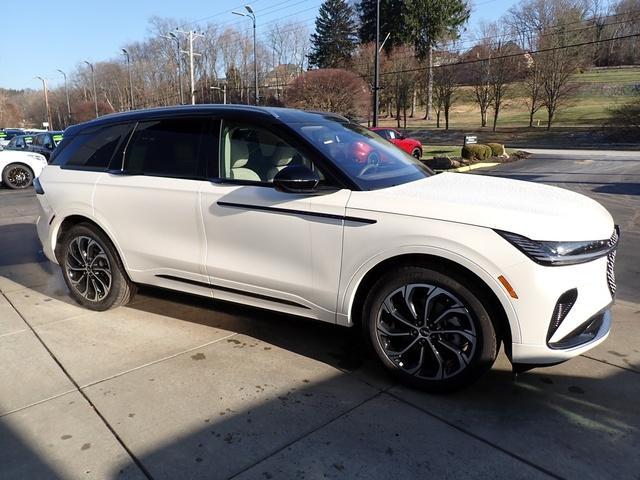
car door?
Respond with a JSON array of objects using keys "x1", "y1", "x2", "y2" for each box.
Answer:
[
  {"x1": 199, "y1": 119, "x2": 350, "y2": 322},
  {"x1": 93, "y1": 116, "x2": 215, "y2": 294}
]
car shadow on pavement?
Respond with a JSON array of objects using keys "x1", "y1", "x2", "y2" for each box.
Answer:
[
  {"x1": 101, "y1": 287, "x2": 640, "y2": 479},
  {"x1": 0, "y1": 223, "x2": 47, "y2": 267}
]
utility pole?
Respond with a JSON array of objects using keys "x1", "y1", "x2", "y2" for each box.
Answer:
[
  {"x1": 83, "y1": 60, "x2": 99, "y2": 118},
  {"x1": 34, "y1": 76, "x2": 52, "y2": 130},
  {"x1": 373, "y1": 0, "x2": 380, "y2": 127},
  {"x1": 56, "y1": 69, "x2": 72, "y2": 126},
  {"x1": 161, "y1": 31, "x2": 184, "y2": 105},
  {"x1": 232, "y1": 5, "x2": 258, "y2": 105},
  {"x1": 121, "y1": 49, "x2": 135, "y2": 110},
  {"x1": 175, "y1": 29, "x2": 204, "y2": 105}
]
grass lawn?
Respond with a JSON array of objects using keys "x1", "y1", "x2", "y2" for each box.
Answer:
[
  {"x1": 422, "y1": 145, "x2": 461, "y2": 157},
  {"x1": 376, "y1": 67, "x2": 639, "y2": 130},
  {"x1": 570, "y1": 67, "x2": 640, "y2": 83}
]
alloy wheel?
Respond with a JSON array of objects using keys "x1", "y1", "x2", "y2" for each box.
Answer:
[
  {"x1": 375, "y1": 284, "x2": 477, "y2": 380},
  {"x1": 66, "y1": 236, "x2": 112, "y2": 302},
  {"x1": 7, "y1": 167, "x2": 31, "y2": 188}
]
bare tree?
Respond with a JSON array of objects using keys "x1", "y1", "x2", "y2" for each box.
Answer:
[
  {"x1": 523, "y1": 54, "x2": 545, "y2": 127},
  {"x1": 433, "y1": 63, "x2": 460, "y2": 130},
  {"x1": 288, "y1": 69, "x2": 369, "y2": 118},
  {"x1": 470, "y1": 46, "x2": 493, "y2": 127}
]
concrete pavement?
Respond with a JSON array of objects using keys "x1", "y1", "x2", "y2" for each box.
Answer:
[{"x1": 1, "y1": 149, "x2": 640, "y2": 479}]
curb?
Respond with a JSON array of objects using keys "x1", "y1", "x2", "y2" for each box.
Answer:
[{"x1": 451, "y1": 162, "x2": 500, "y2": 172}]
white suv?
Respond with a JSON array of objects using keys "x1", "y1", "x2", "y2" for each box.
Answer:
[{"x1": 35, "y1": 106, "x2": 618, "y2": 391}]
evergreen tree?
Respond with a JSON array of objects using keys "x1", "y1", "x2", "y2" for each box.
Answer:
[
  {"x1": 309, "y1": 0, "x2": 358, "y2": 68},
  {"x1": 404, "y1": 0, "x2": 470, "y2": 119},
  {"x1": 357, "y1": 0, "x2": 407, "y2": 53}
]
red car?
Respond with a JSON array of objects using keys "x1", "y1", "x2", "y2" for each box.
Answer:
[{"x1": 370, "y1": 127, "x2": 423, "y2": 158}]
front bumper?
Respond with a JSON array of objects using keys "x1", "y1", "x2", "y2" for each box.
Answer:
[
  {"x1": 512, "y1": 306, "x2": 611, "y2": 364},
  {"x1": 502, "y1": 230, "x2": 616, "y2": 366}
]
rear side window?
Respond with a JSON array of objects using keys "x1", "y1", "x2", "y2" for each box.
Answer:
[
  {"x1": 124, "y1": 117, "x2": 213, "y2": 179},
  {"x1": 52, "y1": 123, "x2": 131, "y2": 169}
]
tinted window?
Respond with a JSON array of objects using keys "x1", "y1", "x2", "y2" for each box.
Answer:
[
  {"x1": 52, "y1": 123, "x2": 131, "y2": 169},
  {"x1": 124, "y1": 118, "x2": 213, "y2": 179}
]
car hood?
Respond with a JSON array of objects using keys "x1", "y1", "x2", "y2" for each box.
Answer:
[{"x1": 347, "y1": 172, "x2": 614, "y2": 241}]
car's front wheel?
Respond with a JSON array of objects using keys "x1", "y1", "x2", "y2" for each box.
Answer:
[
  {"x1": 60, "y1": 223, "x2": 136, "y2": 311},
  {"x1": 362, "y1": 266, "x2": 497, "y2": 392},
  {"x1": 411, "y1": 147, "x2": 422, "y2": 159},
  {"x1": 2, "y1": 163, "x2": 33, "y2": 189}
]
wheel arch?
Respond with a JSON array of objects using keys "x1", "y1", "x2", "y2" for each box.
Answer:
[
  {"x1": 347, "y1": 252, "x2": 518, "y2": 353},
  {"x1": 54, "y1": 215, "x2": 130, "y2": 276}
]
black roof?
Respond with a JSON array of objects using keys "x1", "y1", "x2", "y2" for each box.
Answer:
[{"x1": 64, "y1": 105, "x2": 349, "y2": 136}]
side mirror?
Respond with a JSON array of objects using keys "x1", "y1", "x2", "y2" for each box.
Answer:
[{"x1": 273, "y1": 164, "x2": 320, "y2": 194}]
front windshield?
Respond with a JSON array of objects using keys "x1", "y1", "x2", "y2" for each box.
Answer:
[{"x1": 291, "y1": 121, "x2": 432, "y2": 190}]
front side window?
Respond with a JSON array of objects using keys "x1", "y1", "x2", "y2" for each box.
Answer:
[
  {"x1": 219, "y1": 121, "x2": 325, "y2": 184},
  {"x1": 292, "y1": 121, "x2": 431, "y2": 191},
  {"x1": 125, "y1": 118, "x2": 214, "y2": 179},
  {"x1": 52, "y1": 123, "x2": 130, "y2": 169}
]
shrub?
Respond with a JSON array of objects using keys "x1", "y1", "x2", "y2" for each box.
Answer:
[
  {"x1": 486, "y1": 143, "x2": 506, "y2": 157},
  {"x1": 461, "y1": 144, "x2": 492, "y2": 161}
]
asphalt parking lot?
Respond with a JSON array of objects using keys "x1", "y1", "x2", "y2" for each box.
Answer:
[{"x1": 1, "y1": 149, "x2": 639, "y2": 479}]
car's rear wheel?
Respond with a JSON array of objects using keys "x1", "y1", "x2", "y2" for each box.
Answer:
[
  {"x1": 60, "y1": 223, "x2": 135, "y2": 311},
  {"x1": 2, "y1": 163, "x2": 33, "y2": 189},
  {"x1": 411, "y1": 147, "x2": 422, "y2": 159},
  {"x1": 362, "y1": 266, "x2": 497, "y2": 392}
]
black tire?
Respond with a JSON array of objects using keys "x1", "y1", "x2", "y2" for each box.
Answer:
[
  {"x1": 362, "y1": 266, "x2": 497, "y2": 392},
  {"x1": 411, "y1": 147, "x2": 422, "y2": 159},
  {"x1": 59, "y1": 223, "x2": 136, "y2": 311},
  {"x1": 2, "y1": 163, "x2": 33, "y2": 189}
]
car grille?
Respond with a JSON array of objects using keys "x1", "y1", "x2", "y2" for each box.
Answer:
[{"x1": 606, "y1": 227, "x2": 619, "y2": 298}]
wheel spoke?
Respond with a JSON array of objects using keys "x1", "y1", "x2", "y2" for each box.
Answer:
[
  {"x1": 424, "y1": 338, "x2": 444, "y2": 380},
  {"x1": 68, "y1": 244, "x2": 84, "y2": 266},
  {"x1": 377, "y1": 323, "x2": 413, "y2": 337},
  {"x1": 403, "y1": 285, "x2": 420, "y2": 320},
  {"x1": 423, "y1": 287, "x2": 446, "y2": 323},
  {"x1": 386, "y1": 337, "x2": 420, "y2": 358},
  {"x1": 405, "y1": 346, "x2": 426, "y2": 375},
  {"x1": 92, "y1": 272, "x2": 110, "y2": 293},
  {"x1": 430, "y1": 307, "x2": 469, "y2": 327},
  {"x1": 438, "y1": 338, "x2": 469, "y2": 367},
  {"x1": 438, "y1": 329, "x2": 476, "y2": 343},
  {"x1": 382, "y1": 296, "x2": 417, "y2": 329}
]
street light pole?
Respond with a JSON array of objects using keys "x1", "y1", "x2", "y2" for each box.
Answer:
[
  {"x1": 233, "y1": 5, "x2": 258, "y2": 105},
  {"x1": 83, "y1": 60, "x2": 99, "y2": 118},
  {"x1": 35, "y1": 76, "x2": 52, "y2": 130},
  {"x1": 56, "y1": 69, "x2": 71, "y2": 126},
  {"x1": 121, "y1": 49, "x2": 135, "y2": 110},
  {"x1": 210, "y1": 85, "x2": 227, "y2": 104},
  {"x1": 161, "y1": 32, "x2": 185, "y2": 105},
  {"x1": 175, "y1": 29, "x2": 204, "y2": 105},
  {"x1": 373, "y1": 0, "x2": 380, "y2": 127}
]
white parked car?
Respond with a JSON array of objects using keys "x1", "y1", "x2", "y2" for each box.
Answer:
[
  {"x1": 0, "y1": 150, "x2": 48, "y2": 189},
  {"x1": 34, "y1": 106, "x2": 618, "y2": 391}
]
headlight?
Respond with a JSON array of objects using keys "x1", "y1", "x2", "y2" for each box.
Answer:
[{"x1": 495, "y1": 227, "x2": 619, "y2": 266}]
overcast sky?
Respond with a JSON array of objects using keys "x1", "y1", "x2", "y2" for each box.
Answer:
[{"x1": 0, "y1": 0, "x2": 520, "y2": 90}]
